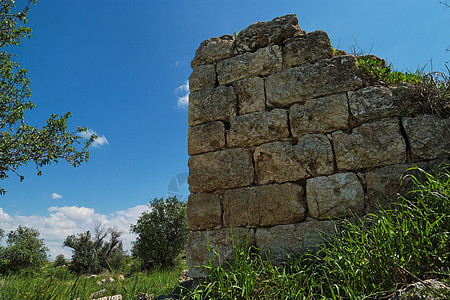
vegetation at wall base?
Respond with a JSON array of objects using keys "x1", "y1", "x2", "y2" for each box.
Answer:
[{"x1": 181, "y1": 164, "x2": 450, "y2": 299}]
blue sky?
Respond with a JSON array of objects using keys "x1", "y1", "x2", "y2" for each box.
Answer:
[{"x1": 0, "y1": 0, "x2": 449, "y2": 259}]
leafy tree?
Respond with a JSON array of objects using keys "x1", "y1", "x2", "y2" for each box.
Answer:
[
  {"x1": 0, "y1": 225, "x2": 48, "y2": 274},
  {"x1": 54, "y1": 254, "x2": 66, "y2": 267},
  {"x1": 0, "y1": 0, "x2": 95, "y2": 195},
  {"x1": 63, "y1": 224, "x2": 125, "y2": 274},
  {"x1": 131, "y1": 196, "x2": 188, "y2": 270}
]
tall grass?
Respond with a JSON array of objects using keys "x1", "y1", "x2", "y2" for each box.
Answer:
[{"x1": 182, "y1": 164, "x2": 450, "y2": 299}]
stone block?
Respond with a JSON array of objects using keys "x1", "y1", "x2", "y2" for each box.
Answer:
[
  {"x1": 255, "y1": 219, "x2": 336, "y2": 261},
  {"x1": 187, "y1": 193, "x2": 222, "y2": 230},
  {"x1": 254, "y1": 142, "x2": 307, "y2": 184},
  {"x1": 189, "y1": 64, "x2": 216, "y2": 93},
  {"x1": 254, "y1": 135, "x2": 334, "y2": 185},
  {"x1": 188, "y1": 148, "x2": 254, "y2": 193},
  {"x1": 186, "y1": 228, "x2": 255, "y2": 278},
  {"x1": 223, "y1": 183, "x2": 305, "y2": 227},
  {"x1": 332, "y1": 119, "x2": 407, "y2": 170},
  {"x1": 283, "y1": 30, "x2": 334, "y2": 68},
  {"x1": 266, "y1": 55, "x2": 363, "y2": 108},
  {"x1": 227, "y1": 109, "x2": 289, "y2": 148},
  {"x1": 290, "y1": 93, "x2": 349, "y2": 137},
  {"x1": 217, "y1": 45, "x2": 282, "y2": 85},
  {"x1": 306, "y1": 172, "x2": 365, "y2": 219},
  {"x1": 191, "y1": 35, "x2": 235, "y2": 69},
  {"x1": 232, "y1": 76, "x2": 265, "y2": 114},
  {"x1": 402, "y1": 115, "x2": 450, "y2": 160},
  {"x1": 188, "y1": 121, "x2": 225, "y2": 155},
  {"x1": 188, "y1": 86, "x2": 237, "y2": 127},
  {"x1": 235, "y1": 14, "x2": 303, "y2": 53},
  {"x1": 293, "y1": 134, "x2": 335, "y2": 177},
  {"x1": 349, "y1": 85, "x2": 421, "y2": 125}
]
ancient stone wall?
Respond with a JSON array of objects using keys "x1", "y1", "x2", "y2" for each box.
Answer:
[{"x1": 186, "y1": 14, "x2": 450, "y2": 278}]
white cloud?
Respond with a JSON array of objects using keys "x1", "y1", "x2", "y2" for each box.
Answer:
[
  {"x1": 0, "y1": 204, "x2": 149, "y2": 260},
  {"x1": 175, "y1": 81, "x2": 189, "y2": 109},
  {"x1": 51, "y1": 193, "x2": 62, "y2": 199},
  {"x1": 79, "y1": 129, "x2": 109, "y2": 148}
]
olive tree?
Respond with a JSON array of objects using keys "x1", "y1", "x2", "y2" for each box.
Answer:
[
  {"x1": 130, "y1": 196, "x2": 188, "y2": 270},
  {"x1": 0, "y1": 0, "x2": 94, "y2": 195}
]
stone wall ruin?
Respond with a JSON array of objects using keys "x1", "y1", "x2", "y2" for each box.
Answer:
[{"x1": 186, "y1": 14, "x2": 450, "y2": 278}]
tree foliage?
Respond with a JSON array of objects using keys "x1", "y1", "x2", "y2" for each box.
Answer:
[
  {"x1": 0, "y1": 0, "x2": 95, "y2": 194},
  {"x1": 63, "y1": 224, "x2": 125, "y2": 274},
  {"x1": 131, "y1": 196, "x2": 188, "y2": 270},
  {"x1": 0, "y1": 225, "x2": 48, "y2": 274}
]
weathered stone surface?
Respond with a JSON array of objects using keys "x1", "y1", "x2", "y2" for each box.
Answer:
[
  {"x1": 232, "y1": 76, "x2": 265, "y2": 114},
  {"x1": 307, "y1": 172, "x2": 365, "y2": 219},
  {"x1": 255, "y1": 219, "x2": 336, "y2": 260},
  {"x1": 391, "y1": 279, "x2": 450, "y2": 300},
  {"x1": 402, "y1": 115, "x2": 450, "y2": 160},
  {"x1": 227, "y1": 109, "x2": 289, "y2": 147},
  {"x1": 290, "y1": 93, "x2": 349, "y2": 137},
  {"x1": 217, "y1": 45, "x2": 282, "y2": 85},
  {"x1": 254, "y1": 135, "x2": 334, "y2": 185},
  {"x1": 294, "y1": 134, "x2": 335, "y2": 177},
  {"x1": 223, "y1": 183, "x2": 305, "y2": 227},
  {"x1": 235, "y1": 14, "x2": 303, "y2": 54},
  {"x1": 349, "y1": 85, "x2": 421, "y2": 125},
  {"x1": 186, "y1": 228, "x2": 255, "y2": 278},
  {"x1": 188, "y1": 121, "x2": 225, "y2": 155},
  {"x1": 254, "y1": 142, "x2": 307, "y2": 184},
  {"x1": 188, "y1": 148, "x2": 254, "y2": 193},
  {"x1": 187, "y1": 193, "x2": 222, "y2": 230},
  {"x1": 188, "y1": 86, "x2": 237, "y2": 127},
  {"x1": 189, "y1": 64, "x2": 216, "y2": 93},
  {"x1": 283, "y1": 30, "x2": 334, "y2": 68},
  {"x1": 332, "y1": 119, "x2": 407, "y2": 170},
  {"x1": 266, "y1": 55, "x2": 363, "y2": 108},
  {"x1": 191, "y1": 35, "x2": 235, "y2": 69}
]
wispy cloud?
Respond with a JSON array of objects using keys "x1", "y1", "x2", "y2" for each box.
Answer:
[
  {"x1": 79, "y1": 129, "x2": 109, "y2": 148},
  {"x1": 0, "y1": 205, "x2": 148, "y2": 259},
  {"x1": 175, "y1": 81, "x2": 189, "y2": 109},
  {"x1": 51, "y1": 193, "x2": 62, "y2": 199}
]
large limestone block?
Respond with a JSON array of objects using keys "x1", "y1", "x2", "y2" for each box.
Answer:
[
  {"x1": 266, "y1": 55, "x2": 363, "y2": 108},
  {"x1": 227, "y1": 109, "x2": 289, "y2": 148},
  {"x1": 191, "y1": 35, "x2": 235, "y2": 68},
  {"x1": 186, "y1": 228, "x2": 255, "y2": 278},
  {"x1": 187, "y1": 193, "x2": 222, "y2": 230},
  {"x1": 223, "y1": 183, "x2": 305, "y2": 227},
  {"x1": 349, "y1": 85, "x2": 421, "y2": 125},
  {"x1": 402, "y1": 115, "x2": 450, "y2": 160},
  {"x1": 216, "y1": 45, "x2": 282, "y2": 85},
  {"x1": 254, "y1": 135, "x2": 334, "y2": 185},
  {"x1": 188, "y1": 148, "x2": 254, "y2": 193},
  {"x1": 188, "y1": 121, "x2": 225, "y2": 155},
  {"x1": 332, "y1": 119, "x2": 407, "y2": 170},
  {"x1": 232, "y1": 76, "x2": 265, "y2": 114},
  {"x1": 283, "y1": 30, "x2": 334, "y2": 68},
  {"x1": 188, "y1": 86, "x2": 237, "y2": 127},
  {"x1": 254, "y1": 142, "x2": 307, "y2": 184},
  {"x1": 290, "y1": 93, "x2": 349, "y2": 137},
  {"x1": 189, "y1": 64, "x2": 216, "y2": 93},
  {"x1": 293, "y1": 134, "x2": 335, "y2": 177},
  {"x1": 306, "y1": 172, "x2": 365, "y2": 220},
  {"x1": 255, "y1": 219, "x2": 336, "y2": 261},
  {"x1": 235, "y1": 14, "x2": 303, "y2": 54}
]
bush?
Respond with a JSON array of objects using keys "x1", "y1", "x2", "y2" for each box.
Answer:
[{"x1": 131, "y1": 196, "x2": 188, "y2": 270}]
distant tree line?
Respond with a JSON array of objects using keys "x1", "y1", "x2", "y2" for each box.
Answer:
[{"x1": 0, "y1": 196, "x2": 188, "y2": 275}]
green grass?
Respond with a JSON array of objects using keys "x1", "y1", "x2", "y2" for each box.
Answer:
[
  {"x1": 0, "y1": 264, "x2": 185, "y2": 299},
  {"x1": 181, "y1": 164, "x2": 450, "y2": 299}
]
